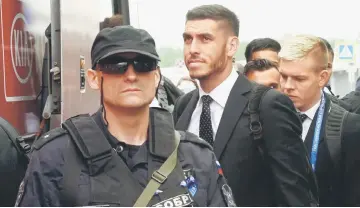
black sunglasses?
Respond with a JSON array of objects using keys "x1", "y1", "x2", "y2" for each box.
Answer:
[{"x1": 98, "y1": 57, "x2": 158, "y2": 74}]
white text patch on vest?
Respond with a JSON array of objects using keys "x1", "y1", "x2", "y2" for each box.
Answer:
[{"x1": 153, "y1": 193, "x2": 194, "y2": 207}]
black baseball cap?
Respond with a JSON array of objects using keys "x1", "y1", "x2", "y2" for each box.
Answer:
[{"x1": 91, "y1": 25, "x2": 160, "y2": 69}]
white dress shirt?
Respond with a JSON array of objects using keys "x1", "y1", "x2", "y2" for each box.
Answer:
[
  {"x1": 299, "y1": 99, "x2": 321, "y2": 141},
  {"x1": 187, "y1": 70, "x2": 238, "y2": 139}
]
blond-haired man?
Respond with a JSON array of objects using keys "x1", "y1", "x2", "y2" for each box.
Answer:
[{"x1": 280, "y1": 34, "x2": 360, "y2": 206}]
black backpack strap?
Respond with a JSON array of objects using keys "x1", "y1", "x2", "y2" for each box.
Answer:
[
  {"x1": 62, "y1": 114, "x2": 113, "y2": 172},
  {"x1": 325, "y1": 102, "x2": 348, "y2": 168},
  {"x1": 60, "y1": 114, "x2": 113, "y2": 206},
  {"x1": 248, "y1": 85, "x2": 271, "y2": 156}
]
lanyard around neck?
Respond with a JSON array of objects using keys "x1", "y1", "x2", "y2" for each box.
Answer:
[{"x1": 310, "y1": 93, "x2": 326, "y2": 171}]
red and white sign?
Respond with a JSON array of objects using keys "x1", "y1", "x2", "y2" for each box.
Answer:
[{"x1": 1, "y1": 0, "x2": 36, "y2": 102}]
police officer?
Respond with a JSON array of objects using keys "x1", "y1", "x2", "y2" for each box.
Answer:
[
  {"x1": 100, "y1": 14, "x2": 184, "y2": 113},
  {"x1": 16, "y1": 26, "x2": 235, "y2": 207}
]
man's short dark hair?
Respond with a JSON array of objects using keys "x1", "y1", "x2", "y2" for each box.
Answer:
[
  {"x1": 319, "y1": 37, "x2": 334, "y2": 59},
  {"x1": 244, "y1": 38, "x2": 281, "y2": 62},
  {"x1": 186, "y1": 4, "x2": 239, "y2": 37},
  {"x1": 243, "y1": 59, "x2": 278, "y2": 76}
]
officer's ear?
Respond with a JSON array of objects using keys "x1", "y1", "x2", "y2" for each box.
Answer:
[
  {"x1": 154, "y1": 66, "x2": 160, "y2": 89},
  {"x1": 87, "y1": 68, "x2": 101, "y2": 90}
]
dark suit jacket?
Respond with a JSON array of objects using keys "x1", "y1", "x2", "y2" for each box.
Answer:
[
  {"x1": 304, "y1": 94, "x2": 360, "y2": 206},
  {"x1": 173, "y1": 74, "x2": 318, "y2": 206}
]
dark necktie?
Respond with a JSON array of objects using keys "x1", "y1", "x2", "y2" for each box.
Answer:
[
  {"x1": 298, "y1": 113, "x2": 308, "y2": 123},
  {"x1": 199, "y1": 95, "x2": 214, "y2": 146}
]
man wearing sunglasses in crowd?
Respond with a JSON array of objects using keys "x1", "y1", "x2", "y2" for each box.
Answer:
[
  {"x1": 15, "y1": 26, "x2": 235, "y2": 207},
  {"x1": 101, "y1": 14, "x2": 184, "y2": 113}
]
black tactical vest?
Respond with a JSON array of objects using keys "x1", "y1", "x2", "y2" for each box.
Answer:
[{"x1": 59, "y1": 111, "x2": 196, "y2": 207}]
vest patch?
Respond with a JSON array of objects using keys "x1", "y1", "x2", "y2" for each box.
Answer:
[{"x1": 152, "y1": 193, "x2": 194, "y2": 207}]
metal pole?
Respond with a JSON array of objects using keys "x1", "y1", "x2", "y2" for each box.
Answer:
[
  {"x1": 50, "y1": 0, "x2": 61, "y2": 113},
  {"x1": 120, "y1": 0, "x2": 130, "y2": 25}
]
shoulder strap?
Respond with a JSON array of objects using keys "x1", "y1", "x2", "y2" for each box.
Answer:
[
  {"x1": 134, "y1": 131, "x2": 181, "y2": 207},
  {"x1": 62, "y1": 114, "x2": 113, "y2": 163},
  {"x1": 60, "y1": 114, "x2": 113, "y2": 206},
  {"x1": 248, "y1": 85, "x2": 271, "y2": 156},
  {"x1": 325, "y1": 102, "x2": 348, "y2": 168}
]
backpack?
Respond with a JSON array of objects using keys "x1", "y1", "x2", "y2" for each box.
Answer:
[
  {"x1": 325, "y1": 102, "x2": 348, "y2": 170},
  {"x1": 250, "y1": 86, "x2": 350, "y2": 176},
  {"x1": 245, "y1": 85, "x2": 348, "y2": 169},
  {"x1": 247, "y1": 85, "x2": 271, "y2": 156},
  {"x1": 0, "y1": 117, "x2": 34, "y2": 206}
]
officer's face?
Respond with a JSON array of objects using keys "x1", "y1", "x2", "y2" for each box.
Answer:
[
  {"x1": 87, "y1": 53, "x2": 160, "y2": 109},
  {"x1": 183, "y1": 19, "x2": 238, "y2": 81},
  {"x1": 279, "y1": 51, "x2": 329, "y2": 111}
]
